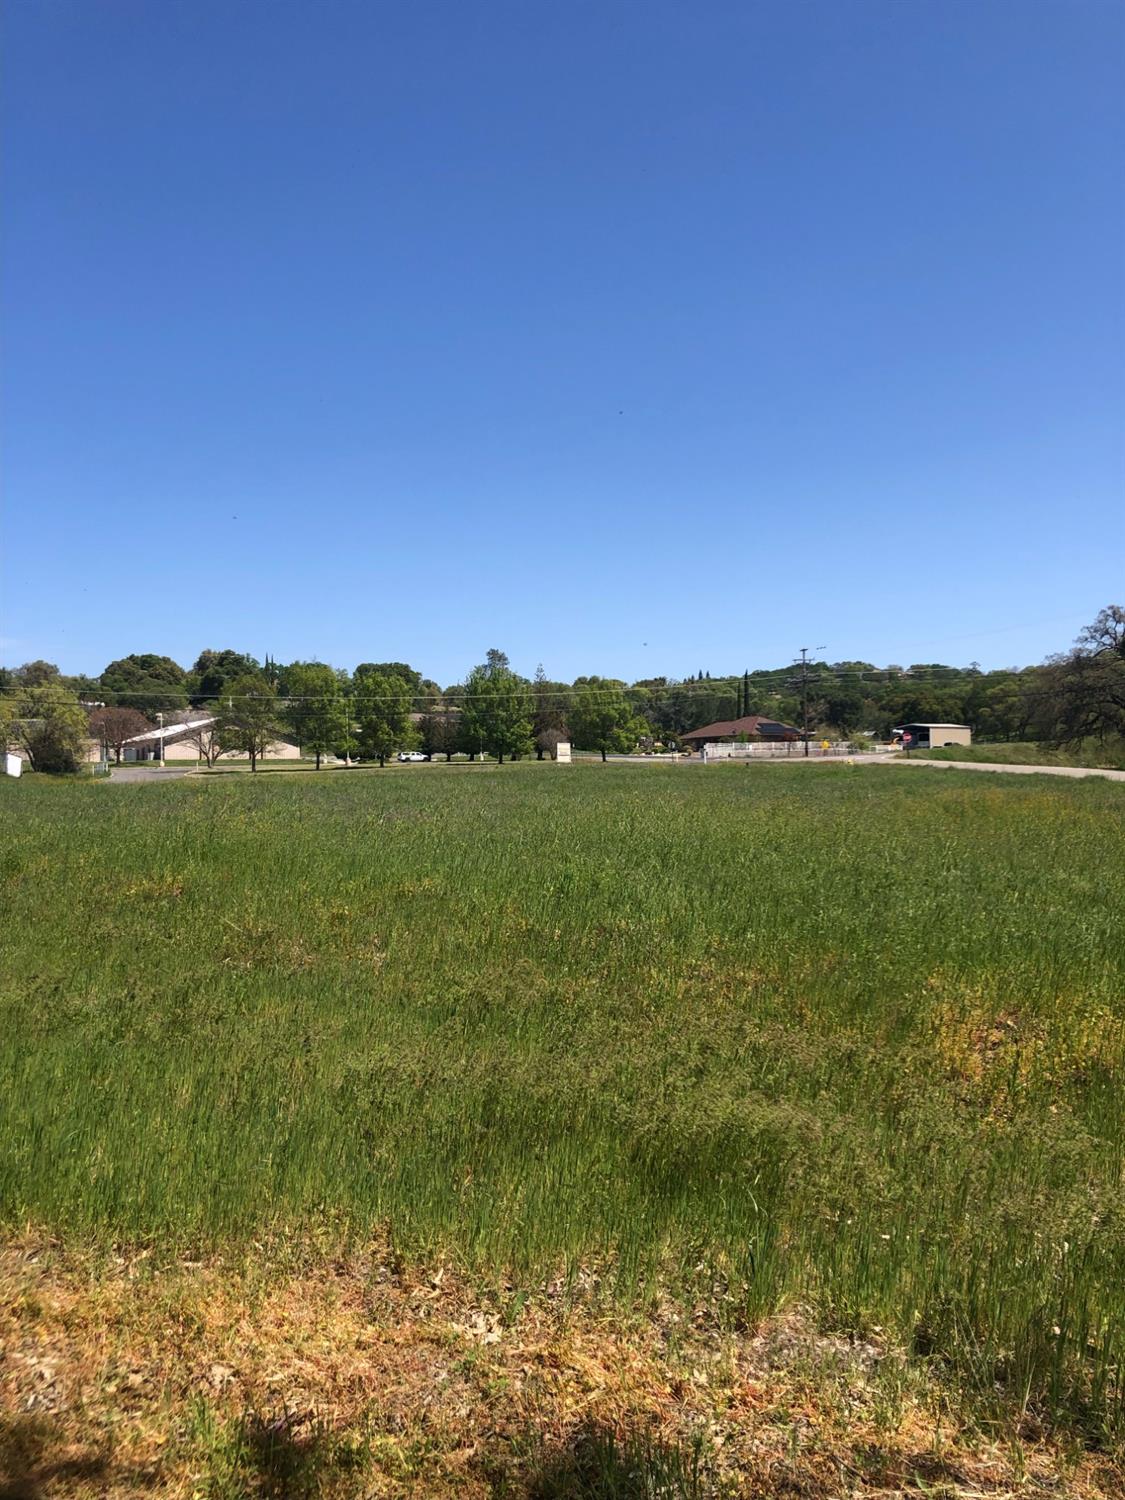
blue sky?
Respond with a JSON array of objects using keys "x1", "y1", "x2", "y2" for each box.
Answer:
[{"x1": 3, "y1": 0, "x2": 1122, "y2": 683}]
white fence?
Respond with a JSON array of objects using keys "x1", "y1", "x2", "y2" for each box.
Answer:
[{"x1": 701, "y1": 741, "x2": 888, "y2": 761}]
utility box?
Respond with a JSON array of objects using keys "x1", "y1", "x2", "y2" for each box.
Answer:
[{"x1": 5, "y1": 753, "x2": 23, "y2": 778}]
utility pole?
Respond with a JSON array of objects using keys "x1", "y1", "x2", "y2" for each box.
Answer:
[
  {"x1": 157, "y1": 711, "x2": 165, "y2": 767},
  {"x1": 794, "y1": 646, "x2": 826, "y2": 757}
]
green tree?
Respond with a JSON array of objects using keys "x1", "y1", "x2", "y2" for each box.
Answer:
[
  {"x1": 965, "y1": 671, "x2": 1029, "y2": 742},
  {"x1": 1035, "y1": 605, "x2": 1125, "y2": 748},
  {"x1": 569, "y1": 678, "x2": 644, "y2": 761},
  {"x1": 460, "y1": 652, "x2": 533, "y2": 763},
  {"x1": 354, "y1": 672, "x2": 416, "y2": 766},
  {"x1": 418, "y1": 707, "x2": 459, "y2": 761},
  {"x1": 63, "y1": 673, "x2": 103, "y2": 699},
  {"x1": 820, "y1": 683, "x2": 865, "y2": 735},
  {"x1": 189, "y1": 649, "x2": 260, "y2": 704},
  {"x1": 354, "y1": 662, "x2": 424, "y2": 706},
  {"x1": 1, "y1": 683, "x2": 89, "y2": 772},
  {"x1": 283, "y1": 662, "x2": 347, "y2": 770},
  {"x1": 15, "y1": 660, "x2": 62, "y2": 688},
  {"x1": 100, "y1": 654, "x2": 188, "y2": 717},
  {"x1": 213, "y1": 673, "x2": 281, "y2": 771}
]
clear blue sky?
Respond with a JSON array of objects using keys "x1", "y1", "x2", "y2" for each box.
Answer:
[{"x1": 2, "y1": 0, "x2": 1122, "y2": 684}]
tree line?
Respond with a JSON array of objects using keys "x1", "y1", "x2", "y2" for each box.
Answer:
[{"x1": 2, "y1": 605, "x2": 1122, "y2": 772}]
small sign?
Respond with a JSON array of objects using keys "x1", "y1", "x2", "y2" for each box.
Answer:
[
  {"x1": 555, "y1": 741, "x2": 571, "y2": 763},
  {"x1": 5, "y1": 753, "x2": 23, "y2": 778}
]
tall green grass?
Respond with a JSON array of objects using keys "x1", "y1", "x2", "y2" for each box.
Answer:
[{"x1": 2, "y1": 764, "x2": 1124, "y2": 1438}]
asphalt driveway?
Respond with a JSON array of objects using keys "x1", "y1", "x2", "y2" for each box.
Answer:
[{"x1": 108, "y1": 765, "x2": 194, "y2": 783}]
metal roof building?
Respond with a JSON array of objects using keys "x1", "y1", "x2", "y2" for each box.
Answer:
[
  {"x1": 892, "y1": 722, "x2": 972, "y2": 748},
  {"x1": 119, "y1": 717, "x2": 301, "y2": 763}
]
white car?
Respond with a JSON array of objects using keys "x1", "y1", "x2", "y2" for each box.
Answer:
[{"x1": 397, "y1": 750, "x2": 429, "y2": 762}]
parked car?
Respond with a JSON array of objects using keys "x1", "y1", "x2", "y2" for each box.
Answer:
[{"x1": 397, "y1": 750, "x2": 429, "y2": 762}]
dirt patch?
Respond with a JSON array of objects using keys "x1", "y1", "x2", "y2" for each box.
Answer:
[{"x1": 1, "y1": 1236, "x2": 1118, "y2": 1497}]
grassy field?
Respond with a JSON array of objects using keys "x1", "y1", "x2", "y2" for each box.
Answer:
[
  {"x1": 914, "y1": 738, "x2": 1125, "y2": 770},
  {"x1": 2, "y1": 762, "x2": 1124, "y2": 1490}
]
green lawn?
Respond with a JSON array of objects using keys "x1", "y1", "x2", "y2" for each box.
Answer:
[
  {"x1": 914, "y1": 737, "x2": 1125, "y2": 770},
  {"x1": 2, "y1": 762, "x2": 1124, "y2": 1439}
]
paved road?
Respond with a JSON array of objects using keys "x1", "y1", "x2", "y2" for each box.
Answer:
[
  {"x1": 108, "y1": 765, "x2": 194, "y2": 784},
  {"x1": 103, "y1": 757, "x2": 1124, "y2": 785}
]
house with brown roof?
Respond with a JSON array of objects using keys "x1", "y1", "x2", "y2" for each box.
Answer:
[{"x1": 680, "y1": 714, "x2": 802, "y2": 750}]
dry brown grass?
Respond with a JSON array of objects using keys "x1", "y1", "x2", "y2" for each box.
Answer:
[{"x1": 2, "y1": 1235, "x2": 1120, "y2": 1499}]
